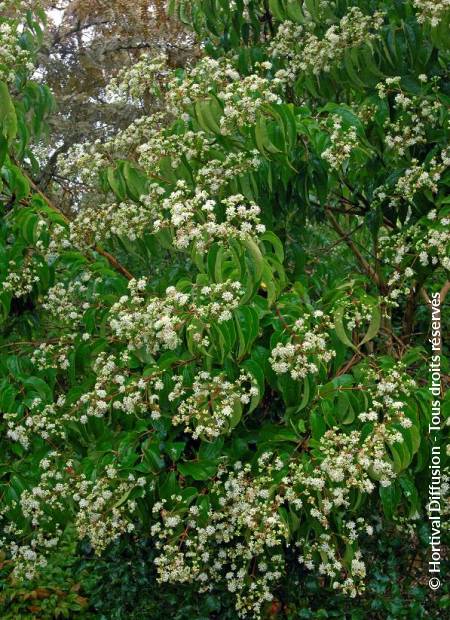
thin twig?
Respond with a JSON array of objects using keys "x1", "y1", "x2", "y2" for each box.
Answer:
[
  {"x1": 22, "y1": 170, "x2": 134, "y2": 280},
  {"x1": 325, "y1": 209, "x2": 381, "y2": 287}
]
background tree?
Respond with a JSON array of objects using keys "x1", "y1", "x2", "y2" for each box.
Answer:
[{"x1": 34, "y1": 0, "x2": 198, "y2": 203}]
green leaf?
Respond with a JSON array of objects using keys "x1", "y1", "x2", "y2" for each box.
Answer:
[
  {"x1": 261, "y1": 230, "x2": 284, "y2": 263},
  {"x1": 112, "y1": 487, "x2": 133, "y2": 509},
  {"x1": 122, "y1": 161, "x2": 149, "y2": 201},
  {"x1": 333, "y1": 305, "x2": 357, "y2": 351},
  {"x1": 142, "y1": 440, "x2": 165, "y2": 471},
  {"x1": 198, "y1": 438, "x2": 224, "y2": 460},
  {"x1": 0, "y1": 81, "x2": 18, "y2": 143},
  {"x1": 242, "y1": 357, "x2": 265, "y2": 413},
  {"x1": 269, "y1": 0, "x2": 286, "y2": 21},
  {"x1": 22, "y1": 377, "x2": 52, "y2": 402},
  {"x1": 254, "y1": 114, "x2": 282, "y2": 156},
  {"x1": 297, "y1": 375, "x2": 310, "y2": 412},
  {"x1": 195, "y1": 97, "x2": 222, "y2": 134},
  {"x1": 379, "y1": 482, "x2": 400, "y2": 520},
  {"x1": 3, "y1": 164, "x2": 30, "y2": 200},
  {"x1": 106, "y1": 166, "x2": 127, "y2": 201},
  {"x1": 0, "y1": 384, "x2": 17, "y2": 411},
  {"x1": 360, "y1": 305, "x2": 381, "y2": 345},
  {"x1": 399, "y1": 475, "x2": 420, "y2": 517},
  {"x1": 321, "y1": 103, "x2": 365, "y2": 136},
  {"x1": 164, "y1": 441, "x2": 185, "y2": 461},
  {"x1": 310, "y1": 410, "x2": 326, "y2": 440},
  {"x1": 177, "y1": 460, "x2": 217, "y2": 480},
  {"x1": 234, "y1": 305, "x2": 259, "y2": 358}
]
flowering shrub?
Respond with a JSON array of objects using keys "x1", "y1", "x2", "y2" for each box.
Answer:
[{"x1": 0, "y1": 1, "x2": 449, "y2": 618}]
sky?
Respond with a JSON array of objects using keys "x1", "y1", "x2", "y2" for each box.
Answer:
[{"x1": 48, "y1": 7, "x2": 64, "y2": 26}]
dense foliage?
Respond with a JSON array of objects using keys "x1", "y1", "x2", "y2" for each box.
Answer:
[{"x1": 0, "y1": 0, "x2": 449, "y2": 617}]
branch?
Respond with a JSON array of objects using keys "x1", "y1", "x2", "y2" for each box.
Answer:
[
  {"x1": 325, "y1": 209, "x2": 381, "y2": 287},
  {"x1": 420, "y1": 280, "x2": 450, "y2": 307},
  {"x1": 36, "y1": 143, "x2": 68, "y2": 190},
  {"x1": 335, "y1": 353, "x2": 361, "y2": 377},
  {"x1": 440, "y1": 280, "x2": 450, "y2": 304},
  {"x1": 401, "y1": 273, "x2": 428, "y2": 343},
  {"x1": 50, "y1": 20, "x2": 112, "y2": 47},
  {"x1": 23, "y1": 171, "x2": 134, "y2": 281}
]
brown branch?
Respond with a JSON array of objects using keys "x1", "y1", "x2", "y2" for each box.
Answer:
[
  {"x1": 325, "y1": 209, "x2": 381, "y2": 287},
  {"x1": 421, "y1": 280, "x2": 450, "y2": 307},
  {"x1": 402, "y1": 273, "x2": 427, "y2": 343},
  {"x1": 420, "y1": 287, "x2": 431, "y2": 309},
  {"x1": 336, "y1": 353, "x2": 361, "y2": 377},
  {"x1": 22, "y1": 171, "x2": 134, "y2": 281},
  {"x1": 274, "y1": 306, "x2": 292, "y2": 333},
  {"x1": 96, "y1": 247, "x2": 134, "y2": 280},
  {"x1": 440, "y1": 280, "x2": 450, "y2": 304}
]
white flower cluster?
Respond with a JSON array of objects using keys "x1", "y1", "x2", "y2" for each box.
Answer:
[
  {"x1": 374, "y1": 147, "x2": 450, "y2": 209},
  {"x1": 170, "y1": 371, "x2": 257, "y2": 439},
  {"x1": 31, "y1": 339, "x2": 76, "y2": 371},
  {"x1": 335, "y1": 298, "x2": 376, "y2": 333},
  {"x1": 2, "y1": 528, "x2": 60, "y2": 581},
  {"x1": 1, "y1": 257, "x2": 40, "y2": 298},
  {"x1": 138, "y1": 127, "x2": 211, "y2": 173},
  {"x1": 60, "y1": 118, "x2": 208, "y2": 196},
  {"x1": 167, "y1": 56, "x2": 281, "y2": 134},
  {"x1": 106, "y1": 53, "x2": 167, "y2": 102},
  {"x1": 167, "y1": 57, "x2": 231, "y2": 115},
  {"x1": 61, "y1": 62, "x2": 267, "y2": 190},
  {"x1": 56, "y1": 48, "x2": 281, "y2": 259},
  {"x1": 413, "y1": 0, "x2": 450, "y2": 27},
  {"x1": 152, "y1": 429, "x2": 391, "y2": 616},
  {"x1": 289, "y1": 377, "x2": 414, "y2": 591},
  {"x1": 152, "y1": 457, "x2": 288, "y2": 618},
  {"x1": 74, "y1": 466, "x2": 146, "y2": 554},
  {"x1": 194, "y1": 150, "x2": 262, "y2": 195},
  {"x1": 270, "y1": 310, "x2": 335, "y2": 380},
  {"x1": 269, "y1": 8, "x2": 384, "y2": 83},
  {"x1": 0, "y1": 452, "x2": 65, "y2": 579},
  {"x1": 217, "y1": 73, "x2": 281, "y2": 135},
  {"x1": 60, "y1": 133, "x2": 263, "y2": 251},
  {"x1": 58, "y1": 114, "x2": 166, "y2": 185},
  {"x1": 68, "y1": 199, "x2": 156, "y2": 245},
  {"x1": 42, "y1": 271, "x2": 97, "y2": 327},
  {"x1": 0, "y1": 19, "x2": 34, "y2": 83},
  {"x1": 4, "y1": 454, "x2": 146, "y2": 578},
  {"x1": 321, "y1": 115, "x2": 359, "y2": 170},
  {"x1": 191, "y1": 280, "x2": 244, "y2": 324},
  {"x1": 72, "y1": 352, "x2": 160, "y2": 422},
  {"x1": 297, "y1": 530, "x2": 369, "y2": 598},
  {"x1": 58, "y1": 141, "x2": 109, "y2": 185},
  {"x1": 110, "y1": 278, "x2": 245, "y2": 354},
  {"x1": 110, "y1": 279, "x2": 185, "y2": 353},
  {"x1": 395, "y1": 154, "x2": 448, "y2": 200},
  {"x1": 376, "y1": 77, "x2": 442, "y2": 157},
  {"x1": 380, "y1": 209, "x2": 450, "y2": 305},
  {"x1": 5, "y1": 396, "x2": 66, "y2": 449},
  {"x1": 153, "y1": 185, "x2": 265, "y2": 251},
  {"x1": 5, "y1": 361, "x2": 416, "y2": 602},
  {"x1": 357, "y1": 364, "x2": 416, "y2": 443},
  {"x1": 41, "y1": 222, "x2": 70, "y2": 261},
  {"x1": 7, "y1": 355, "x2": 161, "y2": 448}
]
